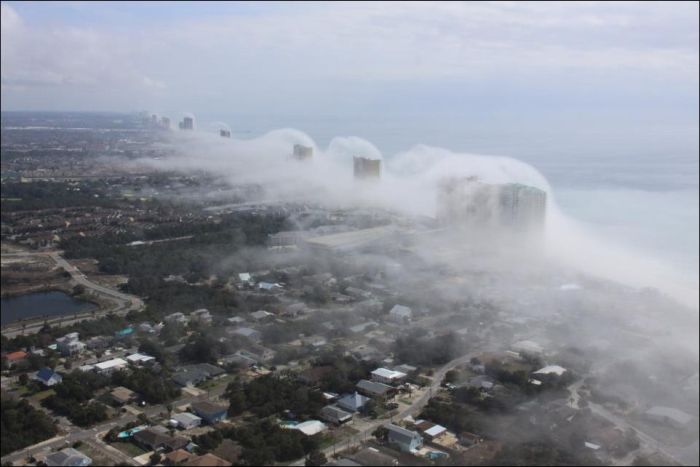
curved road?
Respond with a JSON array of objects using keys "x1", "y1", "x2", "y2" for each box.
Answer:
[{"x1": 2, "y1": 250, "x2": 143, "y2": 337}]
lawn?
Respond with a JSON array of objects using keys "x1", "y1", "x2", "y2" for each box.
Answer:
[
  {"x1": 29, "y1": 389, "x2": 56, "y2": 402},
  {"x1": 110, "y1": 441, "x2": 147, "y2": 458}
]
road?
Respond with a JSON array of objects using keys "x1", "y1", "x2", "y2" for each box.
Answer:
[
  {"x1": 1, "y1": 250, "x2": 144, "y2": 337},
  {"x1": 588, "y1": 402, "x2": 687, "y2": 466},
  {"x1": 0, "y1": 380, "x2": 229, "y2": 466}
]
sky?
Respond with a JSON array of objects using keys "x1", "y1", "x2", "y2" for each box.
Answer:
[{"x1": 1, "y1": 1, "x2": 699, "y2": 120}]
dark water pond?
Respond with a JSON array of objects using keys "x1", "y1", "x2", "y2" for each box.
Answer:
[{"x1": 1, "y1": 291, "x2": 96, "y2": 325}]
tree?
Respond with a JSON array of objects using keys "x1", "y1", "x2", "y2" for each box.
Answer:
[
  {"x1": 305, "y1": 450, "x2": 327, "y2": 466},
  {"x1": 149, "y1": 452, "x2": 161, "y2": 466},
  {"x1": 72, "y1": 284, "x2": 86, "y2": 296},
  {"x1": 18, "y1": 373, "x2": 29, "y2": 386},
  {"x1": 372, "y1": 426, "x2": 388, "y2": 442},
  {"x1": 444, "y1": 369, "x2": 459, "y2": 385}
]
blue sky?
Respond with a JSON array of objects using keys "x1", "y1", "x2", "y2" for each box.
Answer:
[{"x1": 1, "y1": 1, "x2": 698, "y2": 121}]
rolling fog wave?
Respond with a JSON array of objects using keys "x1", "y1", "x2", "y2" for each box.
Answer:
[{"x1": 145, "y1": 126, "x2": 699, "y2": 310}]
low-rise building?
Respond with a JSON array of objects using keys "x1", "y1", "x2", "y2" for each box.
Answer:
[
  {"x1": 133, "y1": 426, "x2": 188, "y2": 452},
  {"x1": 356, "y1": 379, "x2": 394, "y2": 399},
  {"x1": 387, "y1": 423, "x2": 423, "y2": 453},
  {"x1": 371, "y1": 368, "x2": 407, "y2": 385},
  {"x1": 190, "y1": 308, "x2": 213, "y2": 325},
  {"x1": 94, "y1": 358, "x2": 128, "y2": 375},
  {"x1": 336, "y1": 392, "x2": 370, "y2": 413},
  {"x1": 388, "y1": 304, "x2": 412, "y2": 323},
  {"x1": 56, "y1": 332, "x2": 86, "y2": 356},
  {"x1": 44, "y1": 447, "x2": 92, "y2": 466},
  {"x1": 191, "y1": 401, "x2": 228, "y2": 424},
  {"x1": 227, "y1": 326, "x2": 261, "y2": 342},
  {"x1": 111, "y1": 386, "x2": 137, "y2": 405},
  {"x1": 126, "y1": 352, "x2": 156, "y2": 366},
  {"x1": 34, "y1": 367, "x2": 63, "y2": 387},
  {"x1": 171, "y1": 412, "x2": 203, "y2": 430},
  {"x1": 320, "y1": 405, "x2": 353, "y2": 425}
]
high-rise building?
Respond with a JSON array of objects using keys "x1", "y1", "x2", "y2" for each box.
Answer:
[
  {"x1": 436, "y1": 177, "x2": 546, "y2": 231},
  {"x1": 161, "y1": 117, "x2": 170, "y2": 129},
  {"x1": 180, "y1": 117, "x2": 194, "y2": 130},
  {"x1": 220, "y1": 129, "x2": 231, "y2": 138},
  {"x1": 293, "y1": 144, "x2": 313, "y2": 160},
  {"x1": 353, "y1": 156, "x2": 381, "y2": 180}
]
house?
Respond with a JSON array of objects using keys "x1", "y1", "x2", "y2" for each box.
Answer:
[
  {"x1": 320, "y1": 405, "x2": 353, "y2": 425},
  {"x1": 34, "y1": 367, "x2": 62, "y2": 387},
  {"x1": 250, "y1": 310, "x2": 273, "y2": 322},
  {"x1": 238, "y1": 272, "x2": 252, "y2": 284},
  {"x1": 5, "y1": 350, "x2": 28, "y2": 366},
  {"x1": 163, "y1": 449, "x2": 195, "y2": 466},
  {"x1": 220, "y1": 352, "x2": 257, "y2": 368},
  {"x1": 348, "y1": 321, "x2": 379, "y2": 334},
  {"x1": 226, "y1": 316, "x2": 245, "y2": 325},
  {"x1": 191, "y1": 401, "x2": 228, "y2": 424},
  {"x1": 44, "y1": 447, "x2": 92, "y2": 466},
  {"x1": 388, "y1": 304, "x2": 412, "y2": 323},
  {"x1": 257, "y1": 282, "x2": 283, "y2": 292},
  {"x1": 356, "y1": 379, "x2": 394, "y2": 399},
  {"x1": 190, "y1": 308, "x2": 213, "y2": 325},
  {"x1": 336, "y1": 392, "x2": 370, "y2": 413},
  {"x1": 302, "y1": 335, "x2": 328, "y2": 348},
  {"x1": 371, "y1": 368, "x2": 407, "y2": 385},
  {"x1": 183, "y1": 453, "x2": 232, "y2": 466},
  {"x1": 533, "y1": 365, "x2": 567, "y2": 376},
  {"x1": 327, "y1": 458, "x2": 362, "y2": 466},
  {"x1": 86, "y1": 336, "x2": 109, "y2": 350},
  {"x1": 459, "y1": 432, "x2": 484, "y2": 446},
  {"x1": 126, "y1": 353, "x2": 156, "y2": 366},
  {"x1": 386, "y1": 423, "x2": 423, "y2": 453},
  {"x1": 172, "y1": 364, "x2": 225, "y2": 387},
  {"x1": 171, "y1": 412, "x2": 203, "y2": 430},
  {"x1": 227, "y1": 327, "x2": 261, "y2": 342},
  {"x1": 283, "y1": 420, "x2": 327, "y2": 436},
  {"x1": 56, "y1": 332, "x2": 85, "y2": 356},
  {"x1": 111, "y1": 386, "x2": 137, "y2": 405},
  {"x1": 644, "y1": 406, "x2": 694, "y2": 428},
  {"x1": 94, "y1": 358, "x2": 128, "y2": 375},
  {"x1": 133, "y1": 426, "x2": 188, "y2": 452},
  {"x1": 414, "y1": 420, "x2": 448, "y2": 440},
  {"x1": 243, "y1": 345, "x2": 275, "y2": 362}
]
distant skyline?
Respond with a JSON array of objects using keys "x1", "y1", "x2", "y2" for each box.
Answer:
[{"x1": 1, "y1": 1, "x2": 698, "y2": 124}]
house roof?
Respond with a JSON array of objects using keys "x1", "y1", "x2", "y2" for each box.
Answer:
[
  {"x1": 533, "y1": 365, "x2": 567, "y2": 376},
  {"x1": 349, "y1": 447, "x2": 398, "y2": 466},
  {"x1": 94, "y1": 358, "x2": 128, "y2": 371},
  {"x1": 133, "y1": 427, "x2": 188, "y2": 451},
  {"x1": 389, "y1": 304, "x2": 412, "y2": 317},
  {"x1": 337, "y1": 392, "x2": 370, "y2": 412},
  {"x1": 191, "y1": 401, "x2": 227, "y2": 417},
  {"x1": 164, "y1": 449, "x2": 194, "y2": 464},
  {"x1": 285, "y1": 420, "x2": 327, "y2": 436},
  {"x1": 44, "y1": 447, "x2": 92, "y2": 466},
  {"x1": 387, "y1": 423, "x2": 422, "y2": 445},
  {"x1": 321, "y1": 405, "x2": 353, "y2": 421},
  {"x1": 5, "y1": 350, "x2": 28, "y2": 361},
  {"x1": 371, "y1": 368, "x2": 407, "y2": 380},
  {"x1": 111, "y1": 386, "x2": 136, "y2": 402},
  {"x1": 356, "y1": 379, "x2": 393, "y2": 396},
  {"x1": 172, "y1": 412, "x2": 202, "y2": 424},
  {"x1": 36, "y1": 367, "x2": 60, "y2": 382}
]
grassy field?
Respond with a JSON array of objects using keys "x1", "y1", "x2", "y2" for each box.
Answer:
[
  {"x1": 110, "y1": 441, "x2": 147, "y2": 458},
  {"x1": 29, "y1": 389, "x2": 56, "y2": 402}
]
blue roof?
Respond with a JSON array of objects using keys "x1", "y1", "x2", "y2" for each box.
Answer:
[
  {"x1": 37, "y1": 367, "x2": 58, "y2": 381},
  {"x1": 115, "y1": 327, "x2": 134, "y2": 337}
]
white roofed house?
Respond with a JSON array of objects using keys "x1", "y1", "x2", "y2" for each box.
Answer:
[
  {"x1": 388, "y1": 304, "x2": 412, "y2": 323},
  {"x1": 94, "y1": 358, "x2": 128, "y2": 375},
  {"x1": 190, "y1": 308, "x2": 213, "y2": 325},
  {"x1": 371, "y1": 368, "x2": 407, "y2": 385},
  {"x1": 56, "y1": 332, "x2": 86, "y2": 356},
  {"x1": 321, "y1": 405, "x2": 353, "y2": 425},
  {"x1": 126, "y1": 352, "x2": 156, "y2": 366},
  {"x1": 250, "y1": 310, "x2": 273, "y2": 322},
  {"x1": 227, "y1": 326, "x2": 262, "y2": 342}
]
